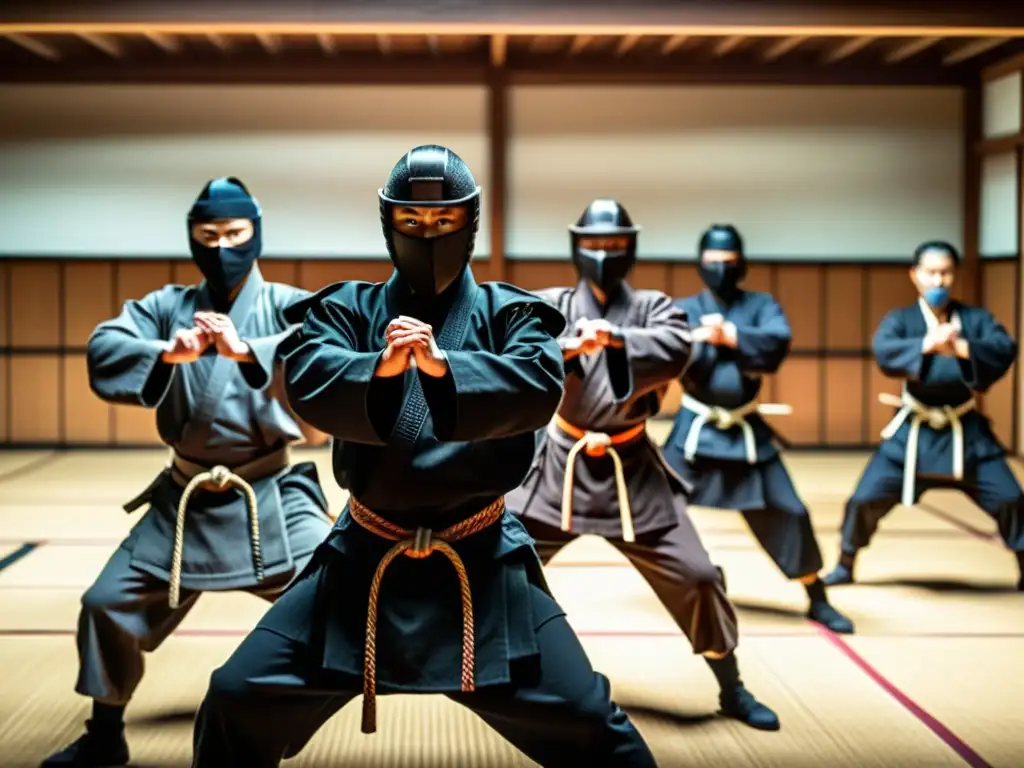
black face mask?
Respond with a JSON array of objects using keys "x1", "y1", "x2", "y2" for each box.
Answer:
[
  {"x1": 389, "y1": 226, "x2": 474, "y2": 299},
  {"x1": 574, "y1": 248, "x2": 635, "y2": 295},
  {"x1": 189, "y1": 219, "x2": 261, "y2": 307},
  {"x1": 698, "y1": 260, "x2": 745, "y2": 301}
]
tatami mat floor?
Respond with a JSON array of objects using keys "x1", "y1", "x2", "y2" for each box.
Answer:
[{"x1": 0, "y1": 426, "x2": 1021, "y2": 767}]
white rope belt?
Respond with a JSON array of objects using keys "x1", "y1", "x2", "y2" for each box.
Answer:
[
  {"x1": 550, "y1": 419, "x2": 644, "y2": 543},
  {"x1": 878, "y1": 388, "x2": 976, "y2": 507},
  {"x1": 681, "y1": 394, "x2": 793, "y2": 465}
]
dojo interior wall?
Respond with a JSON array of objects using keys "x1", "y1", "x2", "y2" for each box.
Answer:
[{"x1": 0, "y1": 80, "x2": 1017, "y2": 451}]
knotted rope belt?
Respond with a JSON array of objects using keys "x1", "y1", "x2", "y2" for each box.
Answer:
[
  {"x1": 681, "y1": 394, "x2": 793, "y2": 465},
  {"x1": 552, "y1": 414, "x2": 646, "y2": 543},
  {"x1": 878, "y1": 387, "x2": 976, "y2": 507},
  {"x1": 166, "y1": 449, "x2": 288, "y2": 609},
  {"x1": 347, "y1": 495, "x2": 506, "y2": 735}
]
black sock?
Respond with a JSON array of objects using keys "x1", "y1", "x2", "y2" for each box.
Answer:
[
  {"x1": 839, "y1": 551, "x2": 856, "y2": 570},
  {"x1": 705, "y1": 652, "x2": 742, "y2": 693},
  {"x1": 91, "y1": 701, "x2": 125, "y2": 731}
]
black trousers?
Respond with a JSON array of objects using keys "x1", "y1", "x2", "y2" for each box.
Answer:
[
  {"x1": 840, "y1": 452, "x2": 1024, "y2": 555},
  {"x1": 191, "y1": 560, "x2": 657, "y2": 767}
]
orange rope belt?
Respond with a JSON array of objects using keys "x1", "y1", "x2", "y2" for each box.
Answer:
[
  {"x1": 554, "y1": 414, "x2": 646, "y2": 542},
  {"x1": 347, "y1": 495, "x2": 506, "y2": 735}
]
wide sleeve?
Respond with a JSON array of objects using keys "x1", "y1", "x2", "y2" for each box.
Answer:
[
  {"x1": 733, "y1": 298, "x2": 792, "y2": 374},
  {"x1": 603, "y1": 293, "x2": 692, "y2": 403},
  {"x1": 418, "y1": 299, "x2": 567, "y2": 441},
  {"x1": 531, "y1": 286, "x2": 585, "y2": 379},
  {"x1": 86, "y1": 286, "x2": 177, "y2": 408},
  {"x1": 873, "y1": 309, "x2": 928, "y2": 380},
  {"x1": 959, "y1": 309, "x2": 1017, "y2": 391},
  {"x1": 237, "y1": 285, "x2": 312, "y2": 391},
  {"x1": 282, "y1": 296, "x2": 402, "y2": 445}
]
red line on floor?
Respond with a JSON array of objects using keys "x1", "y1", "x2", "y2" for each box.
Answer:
[
  {"x1": 916, "y1": 503, "x2": 1000, "y2": 544},
  {"x1": 815, "y1": 624, "x2": 993, "y2": 768}
]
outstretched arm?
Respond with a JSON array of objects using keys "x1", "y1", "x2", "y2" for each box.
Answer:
[
  {"x1": 419, "y1": 300, "x2": 567, "y2": 441},
  {"x1": 86, "y1": 286, "x2": 178, "y2": 408}
]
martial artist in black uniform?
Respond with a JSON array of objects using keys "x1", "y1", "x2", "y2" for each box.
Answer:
[
  {"x1": 190, "y1": 146, "x2": 657, "y2": 767},
  {"x1": 824, "y1": 241, "x2": 1024, "y2": 589},
  {"x1": 662, "y1": 225, "x2": 854, "y2": 632}
]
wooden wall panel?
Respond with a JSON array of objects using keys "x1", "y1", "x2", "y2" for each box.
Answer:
[
  {"x1": 505, "y1": 261, "x2": 576, "y2": 291},
  {"x1": 743, "y1": 264, "x2": 773, "y2": 293},
  {"x1": 111, "y1": 262, "x2": 173, "y2": 444},
  {"x1": 825, "y1": 266, "x2": 865, "y2": 349},
  {"x1": 868, "y1": 365, "x2": 903, "y2": 441},
  {"x1": 299, "y1": 260, "x2": 394, "y2": 292},
  {"x1": 867, "y1": 265, "x2": 917, "y2": 336},
  {"x1": 770, "y1": 358, "x2": 820, "y2": 445},
  {"x1": 259, "y1": 261, "x2": 300, "y2": 287},
  {"x1": 0, "y1": 262, "x2": 9, "y2": 346},
  {"x1": 629, "y1": 262, "x2": 670, "y2": 290},
  {"x1": 10, "y1": 355, "x2": 59, "y2": 442},
  {"x1": 10, "y1": 262, "x2": 61, "y2": 348},
  {"x1": 0, "y1": 357, "x2": 8, "y2": 442},
  {"x1": 667, "y1": 263, "x2": 703, "y2": 298},
  {"x1": 777, "y1": 265, "x2": 822, "y2": 351},
  {"x1": 172, "y1": 260, "x2": 203, "y2": 285},
  {"x1": 64, "y1": 353, "x2": 112, "y2": 443},
  {"x1": 65, "y1": 262, "x2": 114, "y2": 347},
  {"x1": 824, "y1": 359, "x2": 866, "y2": 444},
  {"x1": 982, "y1": 260, "x2": 1017, "y2": 447}
]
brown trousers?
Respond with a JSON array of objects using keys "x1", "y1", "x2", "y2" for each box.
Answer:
[{"x1": 522, "y1": 516, "x2": 739, "y2": 657}]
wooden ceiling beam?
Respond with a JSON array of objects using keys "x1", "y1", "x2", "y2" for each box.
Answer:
[
  {"x1": 316, "y1": 33, "x2": 337, "y2": 55},
  {"x1": 426, "y1": 34, "x2": 440, "y2": 55},
  {"x1": 206, "y1": 33, "x2": 232, "y2": 52},
  {"x1": 255, "y1": 33, "x2": 281, "y2": 55},
  {"x1": 660, "y1": 35, "x2": 687, "y2": 55},
  {"x1": 142, "y1": 31, "x2": 181, "y2": 54},
  {"x1": 712, "y1": 35, "x2": 746, "y2": 57},
  {"x1": 376, "y1": 34, "x2": 392, "y2": 55},
  {"x1": 2, "y1": 32, "x2": 61, "y2": 60},
  {"x1": 568, "y1": 35, "x2": 593, "y2": 55}
]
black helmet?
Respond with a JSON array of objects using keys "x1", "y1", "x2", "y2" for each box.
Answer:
[
  {"x1": 569, "y1": 199, "x2": 641, "y2": 294},
  {"x1": 696, "y1": 224, "x2": 747, "y2": 301},
  {"x1": 378, "y1": 145, "x2": 481, "y2": 298}
]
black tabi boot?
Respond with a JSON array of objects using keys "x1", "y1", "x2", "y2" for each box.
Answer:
[
  {"x1": 804, "y1": 577, "x2": 855, "y2": 633},
  {"x1": 42, "y1": 703, "x2": 129, "y2": 767},
  {"x1": 706, "y1": 652, "x2": 780, "y2": 731},
  {"x1": 822, "y1": 551, "x2": 856, "y2": 587}
]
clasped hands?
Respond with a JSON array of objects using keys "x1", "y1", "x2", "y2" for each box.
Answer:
[
  {"x1": 375, "y1": 316, "x2": 449, "y2": 378},
  {"x1": 161, "y1": 312, "x2": 251, "y2": 363},
  {"x1": 691, "y1": 313, "x2": 737, "y2": 347},
  {"x1": 922, "y1": 322, "x2": 968, "y2": 359},
  {"x1": 563, "y1": 318, "x2": 623, "y2": 358}
]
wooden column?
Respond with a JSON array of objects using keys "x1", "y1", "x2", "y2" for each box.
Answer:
[
  {"x1": 486, "y1": 37, "x2": 509, "y2": 283},
  {"x1": 963, "y1": 80, "x2": 983, "y2": 306}
]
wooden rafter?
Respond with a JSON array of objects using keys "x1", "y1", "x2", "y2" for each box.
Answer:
[
  {"x1": 884, "y1": 36, "x2": 941, "y2": 63},
  {"x1": 822, "y1": 36, "x2": 874, "y2": 64},
  {"x1": 762, "y1": 35, "x2": 807, "y2": 62},
  {"x1": 316, "y1": 33, "x2": 336, "y2": 55},
  {"x1": 78, "y1": 32, "x2": 122, "y2": 58},
  {"x1": 615, "y1": 34, "x2": 642, "y2": 57},
  {"x1": 943, "y1": 37, "x2": 1010, "y2": 65},
  {"x1": 660, "y1": 35, "x2": 687, "y2": 54},
  {"x1": 568, "y1": 35, "x2": 592, "y2": 55},
  {"x1": 255, "y1": 33, "x2": 280, "y2": 54},
  {"x1": 3, "y1": 32, "x2": 61, "y2": 60},
  {"x1": 712, "y1": 35, "x2": 745, "y2": 57},
  {"x1": 143, "y1": 31, "x2": 180, "y2": 53}
]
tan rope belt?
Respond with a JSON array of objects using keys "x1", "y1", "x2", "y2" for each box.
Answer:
[
  {"x1": 878, "y1": 387, "x2": 976, "y2": 507},
  {"x1": 552, "y1": 414, "x2": 646, "y2": 543},
  {"x1": 347, "y1": 495, "x2": 505, "y2": 736},
  {"x1": 166, "y1": 449, "x2": 289, "y2": 610}
]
